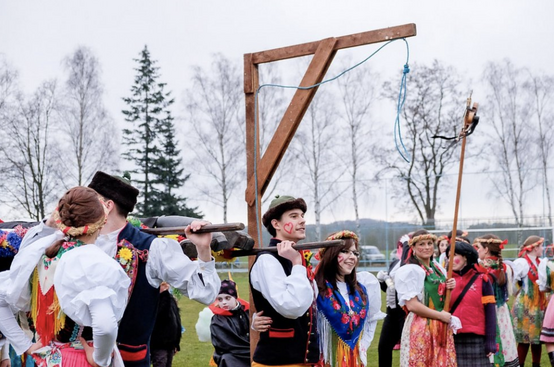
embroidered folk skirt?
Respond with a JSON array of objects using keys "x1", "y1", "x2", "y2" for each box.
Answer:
[
  {"x1": 453, "y1": 333, "x2": 491, "y2": 367},
  {"x1": 511, "y1": 287, "x2": 545, "y2": 344},
  {"x1": 400, "y1": 312, "x2": 456, "y2": 367},
  {"x1": 492, "y1": 303, "x2": 519, "y2": 367}
]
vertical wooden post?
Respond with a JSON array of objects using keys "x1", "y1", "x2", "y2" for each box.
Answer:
[{"x1": 243, "y1": 23, "x2": 418, "y2": 361}]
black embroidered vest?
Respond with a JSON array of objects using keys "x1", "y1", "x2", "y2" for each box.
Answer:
[
  {"x1": 250, "y1": 238, "x2": 319, "y2": 365},
  {"x1": 116, "y1": 223, "x2": 158, "y2": 367}
]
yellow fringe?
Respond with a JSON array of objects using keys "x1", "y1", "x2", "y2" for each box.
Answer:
[
  {"x1": 30, "y1": 269, "x2": 39, "y2": 323},
  {"x1": 30, "y1": 268, "x2": 66, "y2": 335},
  {"x1": 336, "y1": 338, "x2": 361, "y2": 367},
  {"x1": 49, "y1": 292, "x2": 66, "y2": 335}
]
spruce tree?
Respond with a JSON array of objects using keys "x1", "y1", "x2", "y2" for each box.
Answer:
[
  {"x1": 122, "y1": 45, "x2": 198, "y2": 217},
  {"x1": 151, "y1": 111, "x2": 202, "y2": 217}
]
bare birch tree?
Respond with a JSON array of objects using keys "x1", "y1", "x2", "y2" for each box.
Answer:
[
  {"x1": 257, "y1": 63, "x2": 300, "y2": 203},
  {"x1": 0, "y1": 56, "x2": 18, "y2": 115},
  {"x1": 377, "y1": 60, "x2": 464, "y2": 229},
  {"x1": 483, "y1": 60, "x2": 535, "y2": 227},
  {"x1": 1, "y1": 80, "x2": 61, "y2": 220},
  {"x1": 294, "y1": 89, "x2": 346, "y2": 240},
  {"x1": 335, "y1": 61, "x2": 378, "y2": 235},
  {"x1": 526, "y1": 72, "x2": 554, "y2": 226},
  {"x1": 58, "y1": 46, "x2": 118, "y2": 187},
  {"x1": 184, "y1": 53, "x2": 244, "y2": 222}
]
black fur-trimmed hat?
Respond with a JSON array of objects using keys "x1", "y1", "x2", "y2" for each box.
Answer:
[
  {"x1": 88, "y1": 171, "x2": 139, "y2": 213},
  {"x1": 262, "y1": 195, "x2": 307, "y2": 233},
  {"x1": 446, "y1": 241, "x2": 478, "y2": 267}
]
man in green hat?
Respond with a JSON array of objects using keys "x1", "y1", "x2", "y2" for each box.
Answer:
[{"x1": 249, "y1": 195, "x2": 319, "y2": 366}]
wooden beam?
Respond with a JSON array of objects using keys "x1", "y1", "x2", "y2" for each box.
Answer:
[
  {"x1": 251, "y1": 23, "x2": 416, "y2": 64},
  {"x1": 245, "y1": 37, "x2": 338, "y2": 205}
]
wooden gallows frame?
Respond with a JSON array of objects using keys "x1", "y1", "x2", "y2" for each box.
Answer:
[{"x1": 244, "y1": 23, "x2": 417, "y2": 356}]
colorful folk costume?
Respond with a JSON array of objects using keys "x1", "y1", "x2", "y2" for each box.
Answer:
[
  {"x1": 315, "y1": 230, "x2": 385, "y2": 367},
  {"x1": 448, "y1": 241, "x2": 497, "y2": 367},
  {"x1": 251, "y1": 195, "x2": 319, "y2": 366},
  {"x1": 475, "y1": 236, "x2": 519, "y2": 367},
  {"x1": 511, "y1": 236, "x2": 547, "y2": 366},
  {"x1": 0, "y1": 214, "x2": 130, "y2": 366},
  {"x1": 538, "y1": 253, "x2": 554, "y2": 366},
  {"x1": 393, "y1": 232, "x2": 458, "y2": 367},
  {"x1": 209, "y1": 280, "x2": 251, "y2": 367}
]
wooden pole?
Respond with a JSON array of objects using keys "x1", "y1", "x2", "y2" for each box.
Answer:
[
  {"x1": 140, "y1": 222, "x2": 245, "y2": 235},
  {"x1": 443, "y1": 98, "x2": 479, "y2": 312}
]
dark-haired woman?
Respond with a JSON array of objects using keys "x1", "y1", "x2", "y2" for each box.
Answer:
[
  {"x1": 393, "y1": 229, "x2": 458, "y2": 367},
  {"x1": 0, "y1": 186, "x2": 130, "y2": 367},
  {"x1": 474, "y1": 235, "x2": 519, "y2": 367},
  {"x1": 511, "y1": 235, "x2": 547, "y2": 367},
  {"x1": 315, "y1": 230, "x2": 385, "y2": 367},
  {"x1": 448, "y1": 241, "x2": 497, "y2": 367}
]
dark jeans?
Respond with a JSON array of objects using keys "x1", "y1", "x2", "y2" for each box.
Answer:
[
  {"x1": 378, "y1": 306, "x2": 406, "y2": 367},
  {"x1": 150, "y1": 349, "x2": 175, "y2": 367}
]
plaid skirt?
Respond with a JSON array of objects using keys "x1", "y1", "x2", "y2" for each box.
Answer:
[{"x1": 453, "y1": 333, "x2": 490, "y2": 367}]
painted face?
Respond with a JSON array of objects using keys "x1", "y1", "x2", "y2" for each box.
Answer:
[
  {"x1": 413, "y1": 239, "x2": 434, "y2": 260},
  {"x1": 337, "y1": 243, "x2": 359, "y2": 278},
  {"x1": 273, "y1": 208, "x2": 306, "y2": 241},
  {"x1": 452, "y1": 254, "x2": 467, "y2": 271},
  {"x1": 217, "y1": 294, "x2": 238, "y2": 311},
  {"x1": 474, "y1": 242, "x2": 488, "y2": 260},
  {"x1": 438, "y1": 240, "x2": 449, "y2": 255}
]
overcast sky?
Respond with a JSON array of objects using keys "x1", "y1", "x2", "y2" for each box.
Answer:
[{"x1": 1, "y1": 0, "x2": 553, "y2": 225}]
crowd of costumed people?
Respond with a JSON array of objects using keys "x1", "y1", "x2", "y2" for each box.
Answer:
[{"x1": 2, "y1": 179, "x2": 554, "y2": 367}]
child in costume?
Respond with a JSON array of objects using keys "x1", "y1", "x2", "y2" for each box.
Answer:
[
  {"x1": 0, "y1": 186, "x2": 130, "y2": 367},
  {"x1": 393, "y1": 229, "x2": 459, "y2": 367},
  {"x1": 448, "y1": 241, "x2": 497, "y2": 367},
  {"x1": 314, "y1": 230, "x2": 384, "y2": 367},
  {"x1": 209, "y1": 279, "x2": 250, "y2": 367},
  {"x1": 473, "y1": 234, "x2": 519, "y2": 367},
  {"x1": 511, "y1": 235, "x2": 547, "y2": 367}
]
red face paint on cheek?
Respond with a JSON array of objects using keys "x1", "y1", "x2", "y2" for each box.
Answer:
[
  {"x1": 337, "y1": 254, "x2": 345, "y2": 263},
  {"x1": 283, "y1": 222, "x2": 293, "y2": 234},
  {"x1": 454, "y1": 258, "x2": 461, "y2": 264}
]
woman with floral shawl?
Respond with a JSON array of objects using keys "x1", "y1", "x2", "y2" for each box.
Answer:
[{"x1": 314, "y1": 230, "x2": 385, "y2": 367}]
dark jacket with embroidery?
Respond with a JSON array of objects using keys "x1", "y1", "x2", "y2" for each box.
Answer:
[
  {"x1": 116, "y1": 223, "x2": 158, "y2": 367},
  {"x1": 249, "y1": 238, "x2": 319, "y2": 365}
]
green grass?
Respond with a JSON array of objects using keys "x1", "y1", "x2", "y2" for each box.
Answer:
[{"x1": 173, "y1": 272, "x2": 550, "y2": 366}]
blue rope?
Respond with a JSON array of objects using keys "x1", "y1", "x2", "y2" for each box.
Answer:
[
  {"x1": 252, "y1": 38, "x2": 411, "y2": 246},
  {"x1": 395, "y1": 61, "x2": 411, "y2": 162}
]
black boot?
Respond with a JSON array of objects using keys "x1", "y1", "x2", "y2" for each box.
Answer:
[{"x1": 549, "y1": 351, "x2": 554, "y2": 367}]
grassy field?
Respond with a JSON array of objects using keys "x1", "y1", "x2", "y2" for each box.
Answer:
[{"x1": 172, "y1": 272, "x2": 551, "y2": 366}]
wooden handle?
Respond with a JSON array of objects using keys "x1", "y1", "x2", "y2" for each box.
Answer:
[
  {"x1": 141, "y1": 222, "x2": 245, "y2": 235},
  {"x1": 223, "y1": 239, "x2": 344, "y2": 258}
]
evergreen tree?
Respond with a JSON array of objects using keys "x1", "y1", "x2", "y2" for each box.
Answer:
[
  {"x1": 151, "y1": 111, "x2": 202, "y2": 217},
  {"x1": 122, "y1": 45, "x2": 198, "y2": 217}
]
